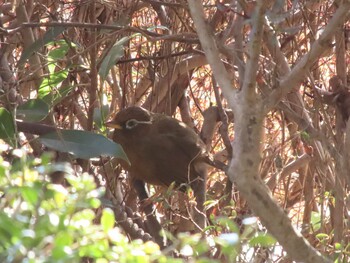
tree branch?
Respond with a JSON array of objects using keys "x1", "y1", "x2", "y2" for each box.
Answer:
[
  {"x1": 189, "y1": 1, "x2": 332, "y2": 262},
  {"x1": 187, "y1": 0, "x2": 236, "y2": 109},
  {"x1": 265, "y1": 2, "x2": 350, "y2": 111}
]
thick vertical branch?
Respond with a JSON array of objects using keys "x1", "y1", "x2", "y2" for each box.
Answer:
[
  {"x1": 187, "y1": 0, "x2": 236, "y2": 109},
  {"x1": 333, "y1": 12, "x2": 348, "y2": 245},
  {"x1": 188, "y1": 1, "x2": 331, "y2": 262},
  {"x1": 241, "y1": 1, "x2": 265, "y2": 101}
]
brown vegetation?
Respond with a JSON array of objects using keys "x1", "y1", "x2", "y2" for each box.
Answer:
[{"x1": 0, "y1": 0, "x2": 349, "y2": 262}]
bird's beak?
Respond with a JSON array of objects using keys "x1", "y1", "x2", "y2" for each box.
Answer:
[{"x1": 105, "y1": 121, "x2": 122, "y2": 129}]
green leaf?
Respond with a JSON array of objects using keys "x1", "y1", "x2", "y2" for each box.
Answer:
[
  {"x1": 54, "y1": 232, "x2": 73, "y2": 248},
  {"x1": 310, "y1": 211, "x2": 321, "y2": 232},
  {"x1": 0, "y1": 108, "x2": 16, "y2": 146},
  {"x1": 18, "y1": 26, "x2": 66, "y2": 65},
  {"x1": 48, "y1": 40, "x2": 69, "y2": 60},
  {"x1": 249, "y1": 233, "x2": 276, "y2": 247},
  {"x1": 39, "y1": 130, "x2": 129, "y2": 162},
  {"x1": 99, "y1": 36, "x2": 133, "y2": 81},
  {"x1": 48, "y1": 221, "x2": 73, "y2": 259},
  {"x1": 20, "y1": 185, "x2": 40, "y2": 206},
  {"x1": 46, "y1": 184, "x2": 68, "y2": 208},
  {"x1": 89, "y1": 197, "x2": 102, "y2": 209},
  {"x1": 72, "y1": 209, "x2": 95, "y2": 223},
  {"x1": 38, "y1": 69, "x2": 69, "y2": 98},
  {"x1": 93, "y1": 105, "x2": 109, "y2": 129},
  {"x1": 316, "y1": 233, "x2": 329, "y2": 240},
  {"x1": 214, "y1": 217, "x2": 239, "y2": 232},
  {"x1": 0, "y1": 211, "x2": 23, "y2": 241},
  {"x1": 334, "y1": 242, "x2": 342, "y2": 250},
  {"x1": 101, "y1": 208, "x2": 115, "y2": 233},
  {"x1": 47, "y1": 41, "x2": 70, "y2": 74},
  {"x1": 17, "y1": 99, "x2": 49, "y2": 122},
  {"x1": 41, "y1": 85, "x2": 74, "y2": 106}
]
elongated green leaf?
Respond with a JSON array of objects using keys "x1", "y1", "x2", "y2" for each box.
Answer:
[
  {"x1": 310, "y1": 211, "x2": 321, "y2": 232},
  {"x1": 40, "y1": 130, "x2": 129, "y2": 162},
  {"x1": 38, "y1": 69, "x2": 69, "y2": 98},
  {"x1": 18, "y1": 26, "x2": 66, "y2": 65},
  {"x1": 98, "y1": 36, "x2": 131, "y2": 81},
  {"x1": 41, "y1": 85, "x2": 74, "y2": 106},
  {"x1": 47, "y1": 40, "x2": 70, "y2": 74},
  {"x1": 17, "y1": 99, "x2": 49, "y2": 122},
  {"x1": 0, "y1": 108, "x2": 16, "y2": 146},
  {"x1": 316, "y1": 233, "x2": 329, "y2": 240},
  {"x1": 93, "y1": 104, "x2": 109, "y2": 129}
]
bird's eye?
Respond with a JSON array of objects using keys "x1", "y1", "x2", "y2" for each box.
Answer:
[{"x1": 125, "y1": 119, "x2": 139, "y2": 129}]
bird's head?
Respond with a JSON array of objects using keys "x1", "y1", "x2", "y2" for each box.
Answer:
[{"x1": 106, "y1": 106, "x2": 153, "y2": 141}]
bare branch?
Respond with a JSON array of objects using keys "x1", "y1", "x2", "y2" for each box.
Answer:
[
  {"x1": 187, "y1": 0, "x2": 236, "y2": 109},
  {"x1": 265, "y1": 2, "x2": 350, "y2": 111}
]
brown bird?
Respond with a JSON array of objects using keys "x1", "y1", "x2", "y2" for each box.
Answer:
[
  {"x1": 107, "y1": 106, "x2": 207, "y2": 188},
  {"x1": 106, "y1": 106, "x2": 208, "y2": 229}
]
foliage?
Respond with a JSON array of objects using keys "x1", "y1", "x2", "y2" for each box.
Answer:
[
  {"x1": 0, "y1": 148, "x2": 161, "y2": 262},
  {"x1": 0, "y1": 147, "x2": 285, "y2": 262}
]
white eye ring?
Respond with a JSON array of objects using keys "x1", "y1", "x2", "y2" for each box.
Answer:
[{"x1": 125, "y1": 119, "x2": 139, "y2": 129}]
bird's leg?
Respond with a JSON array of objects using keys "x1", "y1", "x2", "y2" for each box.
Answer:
[
  {"x1": 191, "y1": 161, "x2": 208, "y2": 231},
  {"x1": 133, "y1": 179, "x2": 166, "y2": 248}
]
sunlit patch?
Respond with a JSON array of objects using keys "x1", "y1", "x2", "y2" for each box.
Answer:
[
  {"x1": 218, "y1": 232, "x2": 239, "y2": 245},
  {"x1": 180, "y1": 244, "x2": 193, "y2": 256},
  {"x1": 242, "y1": 217, "x2": 257, "y2": 225},
  {"x1": 179, "y1": 122, "x2": 187, "y2": 128}
]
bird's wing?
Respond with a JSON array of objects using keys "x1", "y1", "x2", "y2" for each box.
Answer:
[
  {"x1": 140, "y1": 118, "x2": 206, "y2": 187},
  {"x1": 152, "y1": 115, "x2": 206, "y2": 159}
]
